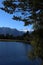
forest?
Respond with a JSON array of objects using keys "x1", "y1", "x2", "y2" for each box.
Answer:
[{"x1": 0, "y1": 31, "x2": 30, "y2": 42}]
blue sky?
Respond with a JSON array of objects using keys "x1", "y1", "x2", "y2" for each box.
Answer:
[{"x1": 0, "y1": 0, "x2": 32, "y2": 31}]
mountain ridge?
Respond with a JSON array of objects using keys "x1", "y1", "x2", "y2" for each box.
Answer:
[{"x1": 0, "y1": 27, "x2": 24, "y2": 36}]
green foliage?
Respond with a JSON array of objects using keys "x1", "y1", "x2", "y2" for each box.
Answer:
[
  {"x1": 31, "y1": 29, "x2": 43, "y2": 60},
  {"x1": 0, "y1": 31, "x2": 30, "y2": 42},
  {"x1": 0, "y1": 0, "x2": 43, "y2": 61}
]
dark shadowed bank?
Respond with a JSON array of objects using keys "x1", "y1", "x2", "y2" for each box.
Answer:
[{"x1": 0, "y1": 39, "x2": 30, "y2": 44}]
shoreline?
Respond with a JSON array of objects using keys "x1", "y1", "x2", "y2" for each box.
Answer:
[{"x1": 0, "y1": 39, "x2": 30, "y2": 44}]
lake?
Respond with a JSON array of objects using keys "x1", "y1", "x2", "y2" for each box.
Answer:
[{"x1": 0, "y1": 42, "x2": 42, "y2": 65}]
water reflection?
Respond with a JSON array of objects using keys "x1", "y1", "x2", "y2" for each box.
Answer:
[{"x1": 0, "y1": 42, "x2": 42, "y2": 65}]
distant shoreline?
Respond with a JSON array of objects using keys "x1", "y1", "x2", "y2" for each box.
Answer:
[{"x1": 0, "y1": 39, "x2": 30, "y2": 44}]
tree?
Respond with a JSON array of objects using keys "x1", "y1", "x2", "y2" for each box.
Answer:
[{"x1": 0, "y1": 0, "x2": 43, "y2": 60}]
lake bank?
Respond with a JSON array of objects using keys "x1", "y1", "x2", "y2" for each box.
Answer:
[{"x1": 0, "y1": 39, "x2": 30, "y2": 44}]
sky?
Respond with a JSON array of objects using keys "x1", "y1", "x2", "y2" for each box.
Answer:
[{"x1": 0, "y1": 0, "x2": 32, "y2": 32}]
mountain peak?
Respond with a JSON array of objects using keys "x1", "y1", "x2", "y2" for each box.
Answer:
[{"x1": 0, "y1": 27, "x2": 24, "y2": 36}]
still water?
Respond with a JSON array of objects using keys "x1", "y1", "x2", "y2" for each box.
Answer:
[{"x1": 0, "y1": 42, "x2": 42, "y2": 65}]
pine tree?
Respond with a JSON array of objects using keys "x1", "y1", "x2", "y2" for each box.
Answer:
[{"x1": 0, "y1": 0, "x2": 43, "y2": 60}]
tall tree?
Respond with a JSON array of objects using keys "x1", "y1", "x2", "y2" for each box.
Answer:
[{"x1": 0, "y1": 0, "x2": 43, "y2": 60}]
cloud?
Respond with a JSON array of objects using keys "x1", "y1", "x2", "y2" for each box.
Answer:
[{"x1": 20, "y1": 28, "x2": 33, "y2": 32}]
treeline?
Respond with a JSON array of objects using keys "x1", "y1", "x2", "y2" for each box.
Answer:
[{"x1": 0, "y1": 31, "x2": 30, "y2": 41}]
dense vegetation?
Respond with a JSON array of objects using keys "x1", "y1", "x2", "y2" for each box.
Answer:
[
  {"x1": 0, "y1": 0, "x2": 43, "y2": 64},
  {"x1": 0, "y1": 31, "x2": 30, "y2": 42}
]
